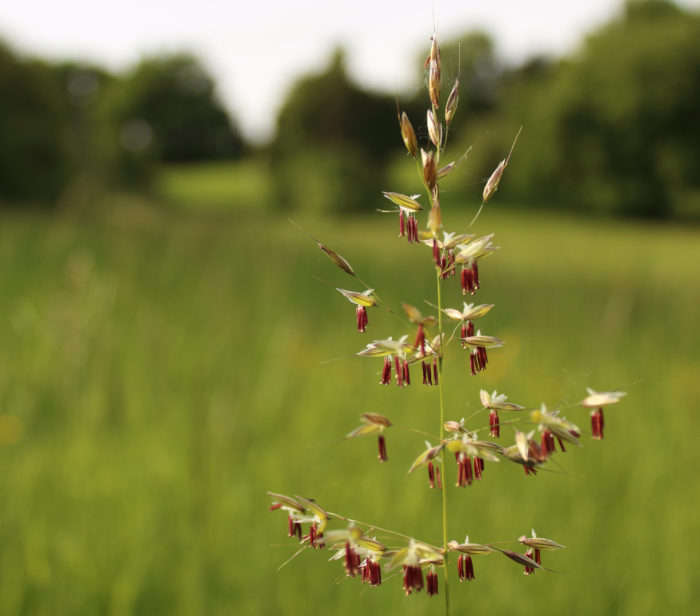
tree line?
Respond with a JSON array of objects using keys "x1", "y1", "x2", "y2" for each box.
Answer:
[
  {"x1": 0, "y1": 48, "x2": 245, "y2": 204},
  {"x1": 1, "y1": 0, "x2": 698, "y2": 218}
]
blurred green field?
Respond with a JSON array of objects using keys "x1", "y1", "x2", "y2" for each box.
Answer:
[
  {"x1": 0, "y1": 186, "x2": 698, "y2": 615},
  {"x1": 153, "y1": 159, "x2": 271, "y2": 211}
]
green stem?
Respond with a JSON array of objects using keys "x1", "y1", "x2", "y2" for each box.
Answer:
[{"x1": 436, "y1": 272, "x2": 450, "y2": 616}]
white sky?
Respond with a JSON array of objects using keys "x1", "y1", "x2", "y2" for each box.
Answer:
[{"x1": 2, "y1": 0, "x2": 699, "y2": 143}]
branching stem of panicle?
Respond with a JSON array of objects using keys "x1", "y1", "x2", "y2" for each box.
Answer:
[
  {"x1": 436, "y1": 271, "x2": 450, "y2": 616},
  {"x1": 327, "y1": 511, "x2": 440, "y2": 549}
]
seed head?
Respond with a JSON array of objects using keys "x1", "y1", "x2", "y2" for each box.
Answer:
[
  {"x1": 421, "y1": 149, "x2": 437, "y2": 191},
  {"x1": 445, "y1": 432, "x2": 503, "y2": 463},
  {"x1": 581, "y1": 388, "x2": 627, "y2": 408},
  {"x1": 400, "y1": 111, "x2": 418, "y2": 157},
  {"x1": 437, "y1": 161, "x2": 456, "y2": 179},
  {"x1": 357, "y1": 335, "x2": 413, "y2": 358},
  {"x1": 381, "y1": 191, "x2": 422, "y2": 212},
  {"x1": 480, "y1": 389, "x2": 525, "y2": 412},
  {"x1": 408, "y1": 441, "x2": 445, "y2": 474},
  {"x1": 530, "y1": 404, "x2": 582, "y2": 448},
  {"x1": 482, "y1": 127, "x2": 522, "y2": 203},
  {"x1": 518, "y1": 529, "x2": 566, "y2": 551},
  {"x1": 501, "y1": 549, "x2": 543, "y2": 572},
  {"x1": 462, "y1": 331, "x2": 504, "y2": 349},
  {"x1": 346, "y1": 413, "x2": 392, "y2": 439},
  {"x1": 443, "y1": 302, "x2": 494, "y2": 322},
  {"x1": 317, "y1": 241, "x2": 355, "y2": 276},
  {"x1": 336, "y1": 287, "x2": 377, "y2": 308},
  {"x1": 427, "y1": 109, "x2": 442, "y2": 147},
  {"x1": 482, "y1": 159, "x2": 506, "y2": 204},
  {"x1": 445, "y1": 78, "x2": 459, "y2": 124},
  {"x1": 428, "y1": 37, "x2": 441, "y2": 108}
]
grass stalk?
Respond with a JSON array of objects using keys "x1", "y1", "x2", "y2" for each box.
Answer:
[{"x1": 436, "y1": 271, "x2": 450, "y2": 616}]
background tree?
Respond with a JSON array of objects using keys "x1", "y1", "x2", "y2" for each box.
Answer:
[
  {"x1": 101, "y1": 54, "x2": 244, "y2": 185},
  {"x1": 467, "y1": 0, "x2": 700, "y2": 218},
  {"x1": 268, "y1": 49, "x2": 397, "y2": 214},
  {"x1": 0, "y1": 42, "x2": 73, "y2": 204}
]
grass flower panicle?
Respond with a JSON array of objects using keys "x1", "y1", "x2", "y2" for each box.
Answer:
[{"x1": 269, "y1": 29, "x2": 627, "y2": 613}]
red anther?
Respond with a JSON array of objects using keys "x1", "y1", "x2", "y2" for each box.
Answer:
[
  {"x1": 529, "y1": 440, "x2": 545, "y2": 463},
  {"x1": 399, "y1": 209, "x2": 405, "y2": 237},
  {"x1": 591, "y1": 408, "x2": 605, "y2": 439},
  {"x1": 344, "y1": 542, "x2": 361, "y2": 577},
  {"x1": 414, "y1": 325, "x2": 426, "y2": 354},
  {"x1": 402, "y1": 359, "x2": 411, "y2": 385},
  {"x1": 378, "y1": 434, "x2": 388, "y2": 462},
  {"x1": 556, "y1": 436, "x2": 566, "y2": 452},
  {"x1": 432, "y1": 238, "x2": 440, "y2": 264},
  {"x1": 457, "y1": 554, "x2": 475, "y2": 581},
  {"x1": 381, "y1": 357, "x2": 392, "y2": 385},
  {"x1": 435, "y1": 465, "x2": 442, "y2": 490},
  {"x1": 305, "y1": 522, "x2": 320, "y2": 549},
  {"x1": 361, "y1": 559, "x2": 382, "y2": 586},
  {"x1": 428, "y1": 461, "x2": 436, "y2": 488},
  {"x1": 369, "y1": 559, "x2": 382, "y2": 586},
  {"x1": 395, "y1": 356, "x2": 403, "y2": 387},
  {"x1": 461, "y1": 267, "x2": 472, "y2": 295},
  {"x1": 288, "y1": 515, "x2": 302, "y2": 540},
  {"x1": 466, "y1": 321, "x2": 475, "y2": 337},
  {"x1": 477, "y1": 346, "x2": 488, "y2": 369},
  {"x1": 524, "y1": 548, "x2": 535, "y2": 575},
  {"x1": 472, "y1": 261, "x2": 480, "y2": 289},
  {"x1": 535, "y1": 548, "x2": 541, "y2": 565},
  {"x1": 457, "y1": 454, "x2": 473, "y2": 487},
  {"x1": 356, "y1": 305, "x2": 368, "y2": 332},
  {"x1": 406, "y1": 216, "x2": 418, "y2": 244},
  {"x1": 489, "y1": 409, "x2": 500, "y2": 438},
  {"x1": 474, "y1": 456, "x2": 483, "y2": 481},
  {"x1": 471, "y1": 348, "x2": 487, "y2": 375},
  {"x1": 426, "y1": 570, "x2": 439, "y2": 596},
  {"x1": 402, "y1": 565, "x2": 424, "y2": 595},
  {"x1": 461, "y1": 323, "x2": 467, "y2": 348},
  {"x1": 541, "y1": 429, "x2": 555, "y2": 456},
  {"x1": 361, "y1": 559, "x2": 370, "y2": 583}
]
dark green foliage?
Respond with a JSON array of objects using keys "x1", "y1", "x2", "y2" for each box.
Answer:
[
  {"x1": 543, "y1": 0, "x2": 700, "y2": 217},
  {"x1": 0, "y1": 43, "x2": 72, "y2": 203},
  {"x1": 462, "y1": 0, "x2": 700, "y2": 218},
  {"x1": 101, "y1": 54, "x2": 244, "y2": 187},
  {"x1": 0, "y1": 44, "x2": 245, "y2": 204},
  {"x1": 268, "y1": 49, "x2": 397, "y2": 213}
]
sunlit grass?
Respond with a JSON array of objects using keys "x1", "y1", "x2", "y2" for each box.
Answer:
[{"x1": 154, "y1": 158, "x2": 271, "y2": 210}]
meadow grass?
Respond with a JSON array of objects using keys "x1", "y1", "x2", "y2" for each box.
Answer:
[
  {"x1": 153, "y1": 159, "x2": 271, "y2": 211},
  {"x1": 0, "y1": 196, "x2": 697, "y2": 615}
]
